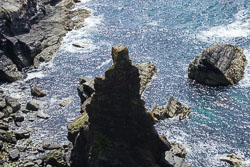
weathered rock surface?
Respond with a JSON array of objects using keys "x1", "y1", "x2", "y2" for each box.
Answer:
[
  {"x1": 26, "y1": 100, "x2": 40, "y2": 111},
  {"x1": 0, "y1": 0, "x2": 90, "y2": 82},
  {"x1": 31, "y1": 87, "x2": 47, "y2": 97},
  {"x1": 8, "y1": 149, "x2": 20, "y2": 161},
  {"x1": 135, "y1": 62, "x2": 157, "y2": 94},
  {"x1": 169, "y1": 142, "x2": 187, "y2": 159},
  {"x1": 42, "y1": 149, "x2": 68, "y2": 167},
  {"x1": 165, "y1": 151, "x2": 191, "y2": 167},
  {"x1": 151, "y1": 97, "x2": 191, "y2": 121},
  {"x1": 220, "y1": 153, "x2": 243, "y2": 167},
  {"x1": 188, "y1": 44, "x2": 248, "y2": 86},
  {"x1": 70, "y1": 45, "x2": 172, "y2": 167}
]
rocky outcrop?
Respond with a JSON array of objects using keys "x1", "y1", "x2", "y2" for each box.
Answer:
[
  {"x1": 0, "y1": 0, "x2": 90, "y2": 82},
  {"x1": 77, "y1": 62, "x2": 157, "y2": 108},
  {"x1": 220, "y1": 154, "x2": 243, "y2": 167},
  {"x1": 70, "y1": 45, "x2": 172, "y2": 167},
  {"x1": 151, "y1": 97, "x2": 191, "y2": 121},
  {"x1": 188, "y1": 44, "x2": 247, "y2": 86}
]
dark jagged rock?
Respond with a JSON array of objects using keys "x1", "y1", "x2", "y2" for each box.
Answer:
[
  {"x1": 151, "y1": 97, "x2": 191, "y2": 121},
  {"x1": 13, "y1": 112, "x2": 25, "y2": 122},
  {"x1": 26, "y1": 100, "x2": 40, "y2": 111},
  {"x1": 77, "y1": 62, "x2": 157, "y2": 107},
  {"x1": 188, "y1": 44, "x2": 248, "y2": 86},
  {"x1": 5, "y1": 96, "x2": 21, "y2": 112},
  {"x1": 14, "y1": 129, "x2": 30, "y2": 140},
  {"x1": 8, "y1": 149, "x2": 20, "y2": 161},
  {"x1": 70, "y1": 45, "x2": 171, "y2": 167},
  {"x1": 31, "y1": 87, "x2": 47, "y2": 97},
  {"x1": 77, "y1": 77, "x2": 95, "y2": 104},
  {"x1": 0, "y1": 0, "x2": 90, "y2": 82}
]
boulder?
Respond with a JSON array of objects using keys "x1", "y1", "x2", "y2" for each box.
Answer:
[
  {"x1": 26, "y1": 100, "x2": 40, "y2": 111},
  {"x1": 220, "y1": 153, "x2": 243, "y2": 167},
  {"x1": 188, "y1": 44, "x2": 248, "y2": 86},
  {"x1": 165, "y1": 151, "x2": 191, "y2": 167},
  {"x1": 5, "y1": 96, "x2": 21, "y2": 112},
  {"x1": 0, "y1": 97, "x2": 7, "y2": 110},
  {"x1": 13, "y1": 112, "x2": 25, "y2": 122},
  {"x1": 70, "y1": 45, "x2": 171, "y2": 167},
  {"x1": 14, "y1": 129, "x2": 30, "y2": 139},
  {"x1": 151, "y1": 97, "x2": 191, "y2": 121},
  {"x1": 42, "y1": 140, "x2": 61, "y2": 150},
  {"x1": 59, "y1": 98, "x2": 72, "y2": 107},
  {"x1": 8, "y1": 149, "x2": 20, "y2": 161},
  {"x1": 31, "y1": 87, "x2": 47, "y2": 97},
  {"x1": 37, "y1": 111, "x2": 50, "y2": 119},
  {"x1": 42, "y1": 149, "x2": 68, "y2": 167},
  {"x1": 170, "y1": 142, "x2": 187, "y2": 158}
]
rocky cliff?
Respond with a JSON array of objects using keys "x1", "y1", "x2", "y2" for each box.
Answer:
[
  {"x1": 70, "y1": 45, "x2": 172, "y2": 167},
  {"x1": 0, "y1": 0, "x2": 90, "y2": 82}
]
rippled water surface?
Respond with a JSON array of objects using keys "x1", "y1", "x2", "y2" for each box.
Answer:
[{"x1": 2, "y1": 0, "x2": 250, "y2": 166}]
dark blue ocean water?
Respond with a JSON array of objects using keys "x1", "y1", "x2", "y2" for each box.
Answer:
[{"x1": 1, "y1": 0, "x2": 249, "y2": 166}]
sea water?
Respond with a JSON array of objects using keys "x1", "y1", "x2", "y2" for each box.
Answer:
[{"x1": 1, "y1": 0, "x2": 249, "y2": 166}]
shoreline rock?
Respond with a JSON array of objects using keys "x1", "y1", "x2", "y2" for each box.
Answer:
[
  {"x1": 188, "y1": 44, "x2": 248, "y2": 86},
  {"x1": 0, "y1": 0, "x2": 90, "y2": 82}
]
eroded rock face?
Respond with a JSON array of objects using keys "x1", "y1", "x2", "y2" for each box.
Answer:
[
  {"x1": 0, "y1": 0, "x2": 90, "y2": 82},
  {"x1": 151, "y1": 97, "x2": 191, "y2": 121},
  {"x1": 188, "y1": 44, "x2": 247, "y2": 86},
  {"x1": 70, "y1": 45, "x2": 171, "y2": 167}
]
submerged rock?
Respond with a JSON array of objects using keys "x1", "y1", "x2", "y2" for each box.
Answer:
[
  {"x1": 188, "y1": 44, "x2": 247, "y2": 86},
  {"x1": 151, "y1": 97, "x2": 191, "y2": 121},
  {"x1": 220, "y1": 153, "x2": 243, "y2": 167},
  {"x1": 70, "y1": 45, "x2": 171, "y2": 167}
]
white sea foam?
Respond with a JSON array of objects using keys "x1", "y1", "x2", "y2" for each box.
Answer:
[
  {"x1": 61, "y1": 14, "x2": 103, "y2": 54},
  {"x1": 24, "y1": 71, "x2": 45, "y2": 81},
  {"x1": 96, "y1": 59, "x2": 112, "y2": 69},
  {"x1": 197, "y1": 10, "x2": 250, "y2": 43},
  {"x1": 238, "y1": 49, "x2": 250, "y2": 88}
]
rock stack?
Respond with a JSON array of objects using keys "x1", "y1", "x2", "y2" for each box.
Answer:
[
  {"x1": 70, "y1": 45, "x2": 172, "y2": 167},
  {"x1": 188, "y1": 44, "x2": 247, "y2": 86}
]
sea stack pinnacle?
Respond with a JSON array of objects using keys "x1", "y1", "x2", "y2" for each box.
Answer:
[{"x1": 70, "y1": 45, "x2": 171, "y2": 167}]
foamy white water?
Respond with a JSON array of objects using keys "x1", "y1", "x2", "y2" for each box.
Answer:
[
  {"x1": 239, "y1": 49, "x2": 250, "y2": 88},
  {"x1": 197, "y1": 10, "x2": 250, "y2": 43}
]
